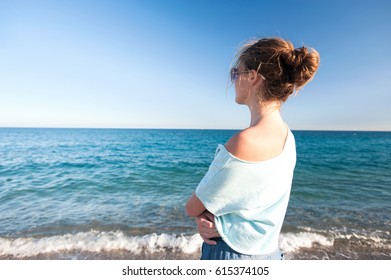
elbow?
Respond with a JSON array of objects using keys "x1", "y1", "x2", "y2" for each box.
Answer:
[
  {"x1": 185, "y1": 192, "x2": 206, "y2": 217},
  {"x1": 185, "y1": 201, "x2": 198, "y2": 217}
]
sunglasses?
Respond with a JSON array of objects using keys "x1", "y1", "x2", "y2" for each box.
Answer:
[
  {"x1": 230, "y1": 67, "x2": 250, "y2": 83},
  {"x1": 230, "y1": 67, "x2": 266, "y2": 83}
]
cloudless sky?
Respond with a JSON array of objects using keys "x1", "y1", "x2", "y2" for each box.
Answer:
[{"x1": 0, "y1": 0, "x2": 390, "y2": 130}]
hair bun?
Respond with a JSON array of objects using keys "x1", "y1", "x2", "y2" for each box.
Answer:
[
  {"x1": 281, "y1": 45, "x2": 319, "y2": 88},
  {"x1": 281, "y1": 46, "x2": 308, "y2": 70},
  {"x1": 291, "y1": 47, "x2": 308, "y2": 68}
]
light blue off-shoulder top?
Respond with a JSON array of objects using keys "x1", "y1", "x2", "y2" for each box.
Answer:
[{"x1": 195, "y1": 128, "x2": 296, "y2": 255}]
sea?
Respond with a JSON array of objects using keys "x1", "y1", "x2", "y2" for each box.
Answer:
[{"x1": 0, "y1": 128, "x2": 390, "y2": 260}]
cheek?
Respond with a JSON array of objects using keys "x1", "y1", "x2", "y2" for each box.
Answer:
[
  {"x1": 234, "y1": 79, "x2": 244, "y2": 94},
  {"x1": 235, "y1": 80, "x2": 248, "y2": 98},
  {"x1": 235, "y1": 88, "x2": 246, "y2": 104}
]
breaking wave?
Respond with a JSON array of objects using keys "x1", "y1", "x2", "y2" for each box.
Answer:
[{"x1": 0, "y1": 229, "x2": 354, "y2": 258}]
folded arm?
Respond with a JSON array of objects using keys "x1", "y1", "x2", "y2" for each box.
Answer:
[
  {"x1": 186, "y1": 193, "x2": 221, "y2": 245},
  {"x1": 185, "y1": 192, "x2": 206, "y2": 217},
  {"x1": 196, "y1": 210, "x2": 220, "y2": 245}
]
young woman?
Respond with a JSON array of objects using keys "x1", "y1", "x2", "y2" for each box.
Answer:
[{"x1": 186, "y1": 37, "x2": 319, "y2": 260}]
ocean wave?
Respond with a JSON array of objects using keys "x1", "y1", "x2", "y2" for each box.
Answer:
[
  {"x1": 0, "y1": 229, "x2": 389, "y2": 258},
  {"x1": 332, "y1": 231, "x2": 391, "y2": 249},
  {"x1": 0, "y1": 231, "x2": 202, "y2": 258},
  {"x1": 296, "y1": 227, "x2": 391, "y2": 249},
  {"x1": 279, "y1": 232, "x2": 334, "y2": 252}
]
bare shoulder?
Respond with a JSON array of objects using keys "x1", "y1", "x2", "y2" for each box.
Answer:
[
  {"x1": 224, "y1": 129, "x2": 254, "y2": 158},
  {"x1": 225, "y1": 126, "x2": 287, "y2": 162}
]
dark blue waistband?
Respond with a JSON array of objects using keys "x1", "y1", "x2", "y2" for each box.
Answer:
[{"x1": 211, "y1": 237, "x2": 223, "y2": 241}]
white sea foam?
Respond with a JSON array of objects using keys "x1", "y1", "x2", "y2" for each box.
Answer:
[
  {"x1": 281, "y1": 228, "x2": 391, "y2": 252},
  {"x1": 1, "y1": 229, "x2": 388, "y2": 258},
  {"x1": 279, "y1": 232, "x2": 334, "y2": 253},
  {"x1": 332, "y1": 231, "x2": 391, "y2": 249},
  {"x1": 0, "y1": 231, "x2": 203, "y2": 258}
]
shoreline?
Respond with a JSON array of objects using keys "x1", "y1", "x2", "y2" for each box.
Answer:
[
  {"x1": 0, "y1": 230, "x2": 390, "y2": 260},
  {"x1": 2, "y1": 247, "x2": 390, "y2": 260}
]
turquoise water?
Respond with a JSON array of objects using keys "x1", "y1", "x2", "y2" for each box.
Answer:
[{"x1": 0, "y1": 128, "x2": 390, "y2": 259}]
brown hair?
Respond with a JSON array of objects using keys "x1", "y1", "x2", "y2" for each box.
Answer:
[{"x1": 232, "y1": 37, "x2": 320, "y2": 103}]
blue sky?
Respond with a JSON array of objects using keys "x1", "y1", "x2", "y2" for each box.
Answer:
[{"x1": 0, "y1": 0, "x2": 390, "y2": 130}]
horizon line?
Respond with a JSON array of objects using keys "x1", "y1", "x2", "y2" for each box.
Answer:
[{"x1": 0, "y1": 126, "x2": 390, "y2": 132}]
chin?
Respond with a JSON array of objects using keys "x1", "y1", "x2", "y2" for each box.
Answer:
[{"x1": 235, "y1": 97, "x2": 245, "y2": 105}]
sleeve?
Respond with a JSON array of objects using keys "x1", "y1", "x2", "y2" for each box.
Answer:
[{"x1": 195, "y1": 147, "x2": 256, "y2": 216}]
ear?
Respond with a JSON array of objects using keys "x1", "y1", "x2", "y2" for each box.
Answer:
[{"x1": 249, "y1": 70, "x2": 264, "y2": 87}]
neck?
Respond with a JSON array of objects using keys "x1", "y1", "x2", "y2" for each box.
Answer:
[{"x1": 248, "y1": 101, "x2": 283, "y2": 127}]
